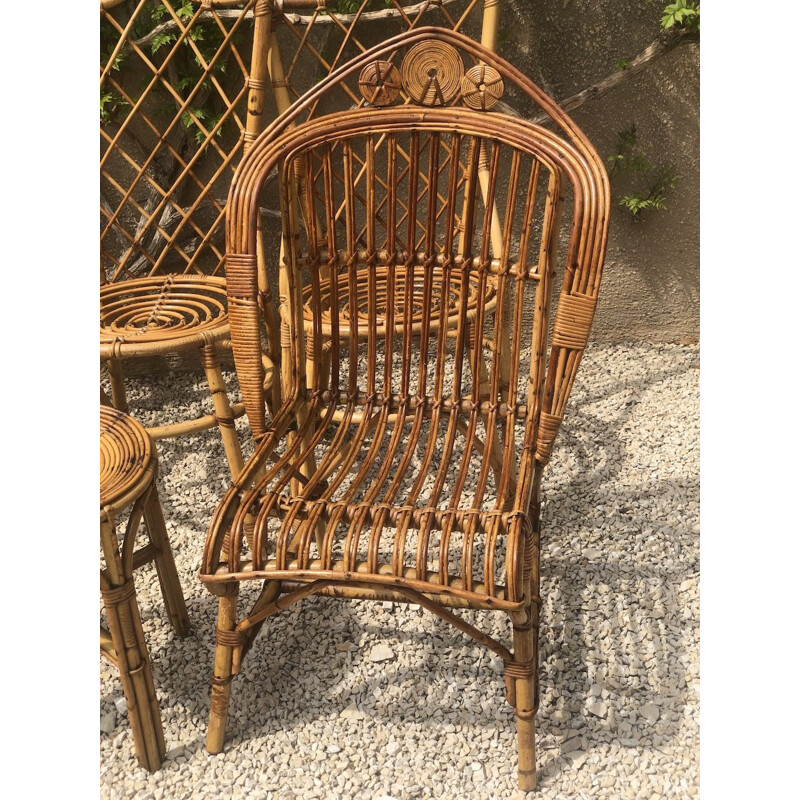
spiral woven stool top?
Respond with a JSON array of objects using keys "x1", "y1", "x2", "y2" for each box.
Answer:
[
  {"x1": 100, "y1": 405, "x2": 154, "y2": 512},
  {"x1": 100, "y1": 275, "x2": 230, "y2": 359},
  {"x1": 301, "y1": 265, "x2": 495, "y2": 339}
]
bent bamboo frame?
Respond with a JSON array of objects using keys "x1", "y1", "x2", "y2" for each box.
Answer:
[{"x1": 200, "y1": 28, "x2": 609, "y2": 792}]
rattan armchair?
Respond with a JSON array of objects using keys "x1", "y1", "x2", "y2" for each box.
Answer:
[
  {"x1": 100, "y1": 1, "x2": 281, "y2": 474},
  {"x1": 200, "y1": 28, "x2": 609, "y2": 790}
]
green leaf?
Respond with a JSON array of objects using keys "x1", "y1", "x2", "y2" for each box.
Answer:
[
  {"x1": 100, "y1": 89, "x2": 129, "y2": 125},
  {"x1": 151, "y1": 31, "x2": 177, "y2": 54},
  {"x1": 177, "y1": 1, "x2": 195, "y2": 21},
  {"x1": 661, "y1": 1, "x2": 699, "y2": 31}
]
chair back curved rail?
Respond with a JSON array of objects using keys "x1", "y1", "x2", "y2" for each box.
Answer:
[{"x1": 225, "y1": 26, "x2": 609, "y2": 466}]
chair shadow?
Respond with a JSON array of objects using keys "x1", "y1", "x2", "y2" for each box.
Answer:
[{"x1": 101, "y1": 344, "x2": 699, "y2": 789}]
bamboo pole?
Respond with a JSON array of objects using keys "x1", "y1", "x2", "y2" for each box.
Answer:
[
  {"x1": 207, "y1": 587, "x2": 239, "y2": 753},
  {"x1": 246, "y1": 2, "x2": 282, "y2": 413}
]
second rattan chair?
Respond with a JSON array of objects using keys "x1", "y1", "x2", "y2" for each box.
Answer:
[{"x1": 200, "y1": 29, "x2": 609, "y2": 790}]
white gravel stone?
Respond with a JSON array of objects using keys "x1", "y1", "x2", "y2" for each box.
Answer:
[
  {"x1": 368, "y1": 644, "x2": 395, "y2": 662},
  {"x1": 569, "y1": 751, "x2": 590, "y2": 769},
  {"x1": 587, "y1": 700, "x2": 607, "y2": 718},
  {"x1": 113, "y1": 696, "x2": 127, "y2": 716},
  {"x1": 100, "y1": 344, "x2": 699, "y2": 799},
  {"x1": 640, "y1": 703, "x2": 661, "y2": 724},
  {"x1": 339, "y1": 704, "x2": 366, "y2": 720}
]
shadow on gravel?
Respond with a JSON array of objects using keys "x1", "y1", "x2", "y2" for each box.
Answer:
[{"x1": 102, "y1": 346, "x2": 699, "y2": 788}]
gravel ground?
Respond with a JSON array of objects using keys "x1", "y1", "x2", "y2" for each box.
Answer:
[{"x1": 100, "y1": 342, "x2": 699, "y2": 800}]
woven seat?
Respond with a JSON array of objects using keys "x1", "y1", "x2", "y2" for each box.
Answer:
[
  {"x1": 100, "y1": 276, "x2": 229, "y2": 358},
  {"x1": 202, "y1": 30, "x2": 610, "y2": 792},
  {"x1": 100, "y1": 404, "x2": 154, "y2": 507},
  {"x1": 100, "y1": 407, "x2": 189, "y2": 772},
  {"x1": 202, "y1": 404, "x2": 525, "y2": 608}
]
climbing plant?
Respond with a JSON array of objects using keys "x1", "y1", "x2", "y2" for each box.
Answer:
[
  {"x1": 100, "y1": 0, "x2": 249, "y2": 146},
  {"x1": 608, "y1": 124, "x2": 678, "y2": 216},
  {"x1": 607, "y1": 1, "x2": 700, "y2": 217}
]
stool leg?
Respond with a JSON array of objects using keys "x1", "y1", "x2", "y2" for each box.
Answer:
[
  {"x1": 207, "y1": 586, "x2": 238, "y2": 754},
  {"x1": 101, "y1": 517, "x2": 165, "y2": 772},
  {"x1": 142, "y1": 485, "x2": 190, "y2": 637},
  {"x1": 201, "y1": 343, "x2": 245, "y2": 479},
  {"x1": 107, "y1": 358, "x2": 129, "y2": 413}
]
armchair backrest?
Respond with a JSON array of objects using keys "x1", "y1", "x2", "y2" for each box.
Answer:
[{"x1": 226, "y1": 27, "x2": 609, "y2": 478}]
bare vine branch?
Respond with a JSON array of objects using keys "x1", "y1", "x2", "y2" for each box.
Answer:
[
  {"x1": 531, "y1": 26, "x2": 699, "y2": 125},
  {"x1": 132, "y1": 1, "x2": 458, "y2": 49}
]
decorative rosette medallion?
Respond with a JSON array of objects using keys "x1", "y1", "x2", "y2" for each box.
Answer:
[
  {"x1": 460, "y1": 65, "x2": 504, "y2": 110},
  {"x1": 401, "y1": 41, "x2": 464, "y2": 107},
  {"x1": 358, "y1": 60, "x2": 402, "y2": 106}
]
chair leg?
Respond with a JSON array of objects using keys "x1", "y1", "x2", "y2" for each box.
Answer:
[
  {"x1": 107, "y1": 358, "x2": 129, "y2": 413},
  {"x1": 207, "y1": 586, "x2": 238, "y2": 754},
  {"x1": 511, "y1": 613, "x2": 538, "y2": 791},
  {"x1": 201, "y1": 343, "x2": 245, "y2": 479},
  {"x1": 101, "y1": 518, "x2": 166, "y2": 772},
  {"x1": 142, "y1": 485, "x2": 190, "y2": 637}
]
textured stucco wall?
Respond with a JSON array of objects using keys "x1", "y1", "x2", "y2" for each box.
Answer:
[
  {"x1": 110, "y1": 0, "x2": 700, "y2": 373},
  {"x1": 495, "y1": 0, "x2": 699, "y2": 342}
]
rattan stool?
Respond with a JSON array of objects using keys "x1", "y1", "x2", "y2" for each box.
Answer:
[
  {"x1": 100, "y1": 275, "x2": 255, "y2": 479},
  {"x1": 100, "y1": 405, "x2": 190, "y2": 772}
]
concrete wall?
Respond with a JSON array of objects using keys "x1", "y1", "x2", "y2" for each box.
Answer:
[{"x1": 495, "y1": 0, "x2": 699, "y2": 342}]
